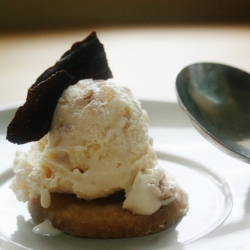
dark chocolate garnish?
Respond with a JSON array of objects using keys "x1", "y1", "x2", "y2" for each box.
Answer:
[
  {"x1": 7, "y1": 71, "x2": 75, "y2": 144},
  {"x1": 32, "y1": 32, "x2": 113, "y2": 88},
  {"x1": 7, "y1": 32, "x2": 113, "y2": 144}
]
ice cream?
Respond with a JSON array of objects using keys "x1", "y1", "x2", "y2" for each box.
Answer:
[{"x1": 10, "y1": 79, "x2": 185, "y2": 215}]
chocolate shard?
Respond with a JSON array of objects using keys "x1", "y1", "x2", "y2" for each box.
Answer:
[
  {"x1": 31, "y1": 31, "x2": 113, "y2": 88},
  {"x1": 7, "y1": 31, "x2": 113, "y2": 144},
  {"x1": 7, "y1": 71, "x2": 75, "y2": 144}
]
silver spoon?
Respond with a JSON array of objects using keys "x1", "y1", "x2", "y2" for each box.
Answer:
[{"x1": 176, "y1": 62, "x2": 250, "y2": 163}]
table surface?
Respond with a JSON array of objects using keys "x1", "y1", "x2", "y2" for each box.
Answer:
[{"x1": 1, "y1": 25, "x2": 250, "y2": 106}]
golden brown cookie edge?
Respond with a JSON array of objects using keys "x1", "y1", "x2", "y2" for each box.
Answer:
[{"x1": 28, "y1": 192, "x2": 188, "y2": 238}]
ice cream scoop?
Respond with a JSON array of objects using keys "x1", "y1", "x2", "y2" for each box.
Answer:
[{"x1": 11, "y1": 79, "x2": 182, "y2": 215}]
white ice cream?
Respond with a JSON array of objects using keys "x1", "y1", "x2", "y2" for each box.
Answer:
[{"x1": 11, "y1": 79, "x2": 183, "y2": 215}]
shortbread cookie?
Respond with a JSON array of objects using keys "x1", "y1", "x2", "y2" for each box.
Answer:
[{"x1": 28, "y1": 190, "x2": 188, "y2": 238}]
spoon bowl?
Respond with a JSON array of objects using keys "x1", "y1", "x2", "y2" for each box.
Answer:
[{"x1": 176, "y1": 62, "x2": 250, "y2": 163}]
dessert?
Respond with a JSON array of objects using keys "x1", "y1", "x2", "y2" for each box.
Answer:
[{"x1": 7, "y1": 32, "x2": 188, "y2": 238}]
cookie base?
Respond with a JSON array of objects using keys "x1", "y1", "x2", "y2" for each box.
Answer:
[{"x1": 28, "y1": 192, "x2": 188, "y2": 238}]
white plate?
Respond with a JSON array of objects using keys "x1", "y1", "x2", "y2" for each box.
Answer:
[{"x1": 0, "y1": 101, "x2": 249, "y2": 250}]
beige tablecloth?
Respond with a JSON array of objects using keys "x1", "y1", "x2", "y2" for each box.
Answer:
[{"x1": 1, "y1": 25, "x2": 250, "y2": 105}]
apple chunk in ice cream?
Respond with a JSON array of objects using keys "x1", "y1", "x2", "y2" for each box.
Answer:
[{"x1": 7, "y1": 32, "x2": 188, "y2": 238}]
